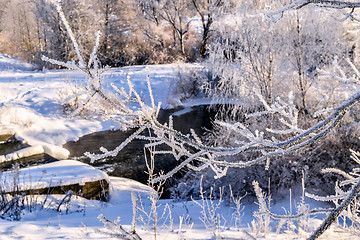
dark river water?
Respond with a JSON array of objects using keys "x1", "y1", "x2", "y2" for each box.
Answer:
[{"x1": 63, "y1": 105, "x2": 217, "y2": 197}]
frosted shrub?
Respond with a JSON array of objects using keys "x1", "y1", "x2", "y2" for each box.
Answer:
[
  {"x1": 191, "y1": 176, "x2": 224, "y2": 238},
  {"x1": 97, "y1": 192, "x2": 142, "y2": 240},
  {"x1": 202, "y1": 2, "x2": 348, "y2": 119},
  {"x1": 168, "y1": 63, "x2": 210, "y2": 106},
  {"x1": 251, "y1": 181, "x2": 271, "y2": 237},
  {"x1": 0, "y1": 164, "x2": 24, "y2": 221}
]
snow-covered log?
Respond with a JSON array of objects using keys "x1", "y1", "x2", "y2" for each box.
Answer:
[
  {"x1": 2, "y1": 145, "x2": 44, "y2": 162},
  {"x1": 1, "y1": 160, "x2": 110, "y2": 200},
  {"x1": 41, "y1": 143, "x2": 69, "y2": 160}
]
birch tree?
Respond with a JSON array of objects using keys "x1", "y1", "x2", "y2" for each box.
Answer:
[{"x1": 136, "y1": 0, "x2": 194, "y2": 59}]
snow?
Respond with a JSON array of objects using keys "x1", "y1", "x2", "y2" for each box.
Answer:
[
  {"x1": 172, "y1": 107, "x2": 194, "y2": 116},
  {"x1": 0, "y1": 60, "x2": 196, "y2": 150},
  {"x1": 0, "y1": 180, "x2": 351, "y2": 240},
  {"x1": 0, "y1": 54, "x2": 34, "y2": 72},
  {"x1": 41, "y1": 143, "x2": 70, "y2": 160},
  {"x1": 0, "y1": 176, "x2": 154, "y2": 240}
]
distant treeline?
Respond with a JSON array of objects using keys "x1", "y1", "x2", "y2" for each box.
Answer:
[
  {"x1": 0, "y1": 0, "x2": 358, "y2": 70},
  {"x1": 0, "y1": 0, "x2": 235, "y2": 68}
]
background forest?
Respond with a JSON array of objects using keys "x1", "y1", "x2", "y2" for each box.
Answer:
[
  {"x1": 0, "y1": 0, "x2": 221, "y2": 67},
  {"x1": 0, "y1": 0, "x2": 357, "y2": 69}
]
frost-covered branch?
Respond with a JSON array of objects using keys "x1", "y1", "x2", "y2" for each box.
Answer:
[
  {"x1": 42, "y1": 1, "x2": 110, "y2": 117},
  {"x1": 273, "y1": 0, "x2": 360, "y2": 13},
  {"x1": 97, "y1": 214, "x2": 142, "y2": 240},
  {"x1": 53, "y1": 0, "x2": 85, "y2": 67},
  {"x1": 253, "y1": 181, "x2": 333, "y2": 220},
  {"x1": 148, "y1": 89, "x2": 360, "y2": 182},
  {"x1": 266, "y1": 0, "x2": 360, "y2": 22},
  {"x1": 85, "y1": 84, "x2": 360, "y2": 183},
  {"x1": 317, "y1": 57, "x2": 360, "y2": 86},
  {"x1": 191, "y1": 176, "x2": 224, "y2": 237},
  {"x1": 43, "y1": 0, "x2": 157, "y2": 122},
  {"x1": 85, "y1": 126, "x2": 149, "y2": 163},
  {"x1": 307, "y1": 177, "x2": 360, "y2": 240},
  {"x1": 267, "y1": 208, "x2": 333, "y2": 220},
  {"x1": 302, "y1": 150, "x2": 360, "y2": 239}
]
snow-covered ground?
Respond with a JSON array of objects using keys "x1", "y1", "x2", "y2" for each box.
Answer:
[
  {"x1": 0, "y1": 62, "x2": 177, "y2": 147},
  {"x1": 0, "y1": 55, "x2": 357, "y2": 239}
]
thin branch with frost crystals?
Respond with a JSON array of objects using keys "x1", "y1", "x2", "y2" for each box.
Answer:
[
  {"x1": 191, "y1": 176, "x2": 224, "y2": 237},
  {"x1": 252, "y1": 180, "x2": 334, "y2": 239},
  {"x1": 152, "y1": 89, "x2": 360, "y2": 182},
  {"x1": 43, "y1": 0, "x2": 157, "y2": 122},
  {"x1": 252, "y1": 181, "x2": 270, "y2": 235},
  {"x1": 265, "y1": 1, "x2": 360, "y2": 24},
  {"x1": 302, "y1": 150, "x2": 360, "y2": 239},
  {"x1": 85, "y1": 82, "x2": 360, "y2": 183},
  {"x1": 97, "y1": 214, "x2": 142, "y2": 240}
]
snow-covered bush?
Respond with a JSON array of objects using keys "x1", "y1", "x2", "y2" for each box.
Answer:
[
  {"x1": 191, "y1": 176, "x2": 225, "y2": 238},
  {"x1": 167, "y1": 63, "x2": 210, "y2": 106}
]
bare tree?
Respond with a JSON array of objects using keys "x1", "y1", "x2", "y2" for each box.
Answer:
[
  {"x1": 95, "y1": 0, "x2": 136, "y2": 66},
  {"x1": 137, "y1": 0, "x2": 193, "y2": 57},
  {"x1": 160, "y1": 0, "x2": 193, "y2": 57},
  {"x1": 191, "y1": 0, "x2": 223, "y2": 58},
  {"x1": 268, "y1": 0, "x2": 360, "y2": 21},
  {"x1": 137, "y1": 0, "x2": 165, "y2": 48}
]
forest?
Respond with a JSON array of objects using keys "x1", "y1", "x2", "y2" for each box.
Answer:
[{"x1": 0, "y1": 0, "x2": 227, "y2": 67}]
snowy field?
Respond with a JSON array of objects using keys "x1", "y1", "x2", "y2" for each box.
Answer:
[{"x1": 0, "y1": 54, "x2": 358, "y2": 239}]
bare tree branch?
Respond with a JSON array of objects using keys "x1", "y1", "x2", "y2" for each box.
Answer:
[{"x1": 267, "y1": 0, "x2": 360, "y2": 22}]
